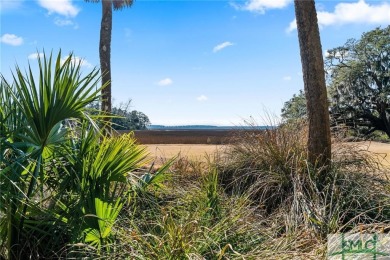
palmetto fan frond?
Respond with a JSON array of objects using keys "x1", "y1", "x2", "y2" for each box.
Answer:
[
  {"x1": 1, "y1": 50, "x2": 158, "y2": 258},
  {"x1": 113, "y1": 0, "x2": 133, "y2": 10},
  {"x1": 0, "y1": 50, "x2": 104, "y2": 259},
  {"x1": 85, "y1": 0, "x2": 134, "y2": 10}
]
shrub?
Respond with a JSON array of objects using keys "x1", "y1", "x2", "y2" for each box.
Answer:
[
  {"x1": 0, "y1": 51, "x2": 159, "y2": 258},
  {"x1": 217, "y1": 121, "x2": 390, "y2": 236}
]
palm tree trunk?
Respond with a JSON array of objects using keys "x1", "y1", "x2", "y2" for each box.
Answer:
[
  {"x1": 294, "y1": 0, "x2": 331, "y2": 167},
  {"x1": 100, "y1": 0, "x2": 112, "y2": 122}
]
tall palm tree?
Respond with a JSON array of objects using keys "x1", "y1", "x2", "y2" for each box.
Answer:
[
  {"x1": 294, "y1": 0, "x2": 331, "y2": 167},
  {"x1": 86, "y1": 0, "x2": 134, "y2": 117}
]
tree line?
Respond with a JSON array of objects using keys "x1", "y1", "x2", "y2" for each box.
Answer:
[
  {"x1": 282, "y1": 26, "x2": 390, "y2": 139},
  {"x1": 89, "y1": 100, "x2": 150, "y2": 130}
]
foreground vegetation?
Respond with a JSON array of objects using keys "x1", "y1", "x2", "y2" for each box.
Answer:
[{"x1": 1, "y1": 52, "x2": 389, "y2": 259}]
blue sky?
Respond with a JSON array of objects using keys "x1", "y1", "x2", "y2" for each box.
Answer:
[{"x1": 1, "y1": 0, "x2": 390, "y2": 125}]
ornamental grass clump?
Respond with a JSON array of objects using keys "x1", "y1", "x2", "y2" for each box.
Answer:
[
  {"x1": 217, "y1": 121, "x2": 390, "y2": 236},
  {"x1": 218, "y1": 121, "x2": 309, "y2": 213},
  {"x1": 114, "y1": 164, "x2": 264, "y2": 259}
]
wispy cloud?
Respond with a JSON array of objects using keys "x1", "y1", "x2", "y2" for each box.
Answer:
[
  {"x1": 232, "y1": 0, "x2": 292, "y2": 13},
  {"x1": 157, "y1": 78, "x2": 173, "y2": 86},
  {"x1": 0, "y1": 34, "x2": 23, "y2": 46},
  {"x1": 283, "y1": 76, "x2": 292, "y2": 81},
  {"x1": 287, "y1": 0, "x2": 390, "y2": 32},
  {"x1": 38, "y1": 0, "x2": 79, "y2": 28},
  {"x1": 38, "y1": 0, "x2": 79, "y2": 17},
  {"x1": 196, "y1": 95, "x2": 208, "y2": 102},
  {"x1": 61, "y1": 55, "x2": 93, "y2": 68},
  {"x1": 213, "y1": 41, "x2": 234, "y2": 53},
  {"x1": 0, "y1": 0, "x2": 24, "y2": 12},
  {"x1": 28, "y1": 52, "x2": 44, "y2": 60},
  {"x1": 54, "y1": 17, "x2": 78, "y2": 28}
]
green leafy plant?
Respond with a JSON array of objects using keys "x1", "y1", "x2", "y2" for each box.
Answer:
[
  {"x1": 0, "y1": 51, "x2": 102, "y2": 259},
  {"x1": 0, "y1": 51, "x2": 152, "y2": 258},
  {"x1": 82, "y1": 197, "x2": 123, "y2": 251},
  {"x1": 203, "y1": 167, "x2": 221, "y2": 220}
]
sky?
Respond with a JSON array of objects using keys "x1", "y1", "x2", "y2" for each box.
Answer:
[{"x1": 1, "y1": 0, "x2": 390, "y2": 126}]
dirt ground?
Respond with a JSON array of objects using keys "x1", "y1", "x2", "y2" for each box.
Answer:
[
  {"x1": 145, "y1": 141, "x2": 390, "y2": 166},
  {"x1": 350, "y1": 141, "x2": 390, "y2": 166},
  {"x1": 145, "y1": 144, "x2": 226, "y2": 162}
]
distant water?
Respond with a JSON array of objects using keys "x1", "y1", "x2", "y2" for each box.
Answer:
[{"x1": 147, "y1": 125, "x2": 272, "y2": 130}]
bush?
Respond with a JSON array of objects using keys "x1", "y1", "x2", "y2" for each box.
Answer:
[
  {"x1": 217, "y1": 121, "x2": 390, "y2": 236},
  {"x1": 218, "y1": 121, "x2": 308, "y2": 212},
  {"x1": 114, "y1": 164, "x2": 264, "y2": 259},
  {"x1": 0, "y1": 51, "x2": 160, "y2": 259}
]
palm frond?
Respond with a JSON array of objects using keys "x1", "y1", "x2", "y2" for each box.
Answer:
[
  {"x1": 113, "y1": 0, "x2": 133, "y2": 10},
  {"x1": 0, "y1": 50, "x2": 104, "y2": 259}
]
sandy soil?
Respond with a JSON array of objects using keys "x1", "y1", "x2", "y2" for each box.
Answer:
[
  {"x1": 145, "y1": 141, "x2": 390, "y2": 166},
  {"x1": 348, "y1": 141, "x2": 390, "y2": 166},
  {"x1": 145, "y1": 144, "x2": 226, "y2": 162}
]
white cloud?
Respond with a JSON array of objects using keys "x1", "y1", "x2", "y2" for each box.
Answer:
[
  {"x1": 0, "y1": 34, "x2": 23, "y2": 46},
  {"x1": 28, "y1": 52, "x2": 44, "y2": 60},
  {"x1": 287, "y1": 0, "x2": 390, "y2": 32},
  {"x1": 234, "y1": 0, "x2": 292, "y2": 13},
  {"x1": 213, "y1": 41, "x2": 234, "y2": 53},
  {"x1": 61, "y1": 56, "x2": 93, "y2": 68},
  {"x1": 283, "y1": 76, "x2": 292, "y2": 81},
  {"x1": 157, "y1": 78, "x2": 173, "y2": 86},
  {"x1": 286, "y1": 20, "x2": 297, "y2": 33},
  {"x1": 196, "y1": 95, "x2": 208, "y2": 102},
  {"x1": 38, "y1": 0, "x2": 79, "y2": 17},
  {"x1": 54, "y1": 17, "x2": 78, "y2": 28}
]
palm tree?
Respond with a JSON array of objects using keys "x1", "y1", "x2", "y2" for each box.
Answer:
[
  {"x1": 86, "y1": 0, "x2": 134, "y2": 118},
  {"x1": 293, "y1": 0, "x2": 331, "y2": 167}
]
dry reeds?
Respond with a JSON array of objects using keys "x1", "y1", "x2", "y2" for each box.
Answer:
[{"x1": 217, "y1": 121, "x2": 390, "y2": 239}]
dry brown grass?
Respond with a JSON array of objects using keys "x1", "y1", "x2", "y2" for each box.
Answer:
[
  {"x1": 145, "y1": 141, "x2": 390, "y2": 166},
  {"x1": 332, "y1": 141, "x2": 390, "y2": 167},
  {"x1": 145, "y1": 144, "x2": 224, "y2": 162},
  {"x1": 112, "y1": 127, "x2": 390, "y2": 259}
]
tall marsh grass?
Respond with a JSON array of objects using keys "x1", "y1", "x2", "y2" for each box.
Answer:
[{"x1": 218, "y1": 121, "x2": 390, "y2": 238}]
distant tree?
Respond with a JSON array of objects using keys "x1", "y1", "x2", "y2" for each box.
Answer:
[
  {"x1": 111, "y1": 101, "x2": 151, "y2": 130},
  {"x1": 85, "y1": 0, "x2": 134, "y2": 120},
  {"x1": 281, "y1": 89, "x2": 307, "y2": 122},
  {"x1": 327, "y1": 26, "x2": 390, "y2": 138},
  {"x1": 294, "y1": 0, "x2": 331, "y2": 167},
  {"x1": 87, "y1": 100, "x2": 150, "y2": 130}
]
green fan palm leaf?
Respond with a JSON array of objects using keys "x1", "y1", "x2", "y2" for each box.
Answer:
[
  {"x1": 82, "y1": 197, "x2": 123, "y2": 252},
  {"x1": 0, "y1": 50, "x2": 104, "y2": 259}
]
